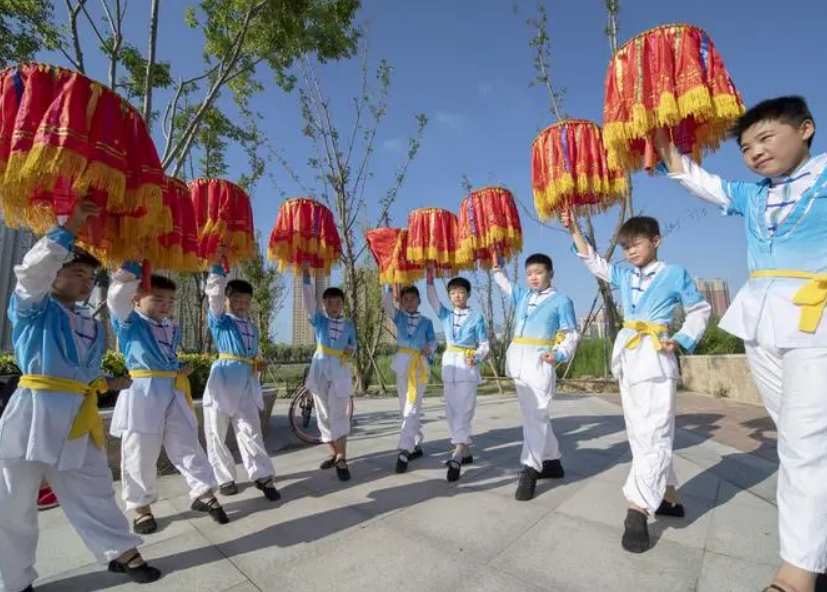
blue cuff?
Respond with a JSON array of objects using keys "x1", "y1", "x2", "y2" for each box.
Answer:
[
  {"x1": 555, "y1": 350, "x2": 567, "y2": 364},
  {"x1": 122, "y1": 261, "x2": 143, "y2": 278},
  {"x1": 302, "y1": 275, "x2": 311, "y2": 285},
  {"x1": 654, "y1": 162, "x2": 669, "y2": 175},
  {"x1": 673, "y1": 332, "x2": 697, "y2": 354},
  {"x1": 210, "y1": 264, "x2": 226, "y2": 277},
  {"x1": 48, "y1": 227, "x2": 76, "y2": 251}
]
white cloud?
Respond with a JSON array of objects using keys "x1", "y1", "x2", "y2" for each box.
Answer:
[
  {"x1": 382, "y1": 137, "x2": 405, "y2": 153},
  {"x1": 478, "y1": 81, "x2": 494, "y2": 95},
  {"x1": 435, "y1": 110, "x2": 465, "y2": 129}
]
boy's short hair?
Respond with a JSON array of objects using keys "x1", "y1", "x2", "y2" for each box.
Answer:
[
  {"x1": 150, "y1": 274, "x2": 177, "y2": 292},
  {"x1": 732, "y1": 96, "x2": 815, "y2": 148},
  {"x1": 61, "y1": 248, "x2": 100, "y2": 271},
  {"x1": 226, "y1": 279, "x2": 253, "y2": 297},
  {"x1": 447, "y1": 277, "x2": 471, "y2": 294},
  {"x1": 525, "y1": 253, "x2": 553, "y2": 275},
  {"x1": 618, "y1": 216, "x2": 661, "y2": 247},
  {"x1": 400, "y1": 285, "x2": 420, "y2": 299},
  {"x1": 323, "y1": 287, "x2": 345, "y2": 301}
]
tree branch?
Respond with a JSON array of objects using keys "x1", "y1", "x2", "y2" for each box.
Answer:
[
  {"x1": 63, "y1": 0, "x2": 87, "y2": 72},
  {"x1": 143, "y1": 0, "x2": 160, "y2": 118}
]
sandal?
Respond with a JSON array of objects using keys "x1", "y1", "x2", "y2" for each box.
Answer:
[
  {"x1": 255, "y1": 477, "x2": 281, "y2": 502},
  {"x1": 108, "y1": 551, "x2": 162, "y2": 584},
  {"x1": 446, "y1": 460, "x2": 461, "y2": 483},
  {"x1": 219, "y1": 481, "x2": 238, "y2": 496},
  {"x1": 335, "y1": 458, "x2": 351, "y2": 482},
  {"x1": 320, "y1": 456, "x2": 337, "y2": 470},
  {"x1": 190, "y1": 496, "x2": 230, "y2": 524},
  {"x1": 133, "y1": 512, "x2": 157, "y2": 535},
  {"x1": 763, "y1": 586, "x2": 793, "y2": 592}
]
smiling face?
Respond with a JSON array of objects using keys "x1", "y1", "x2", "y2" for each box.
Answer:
[
  {"x1": 525, "y1": 263, "x2": 551, "y2": 291},
  {"x1": 136, "y1": 288, "x2": 176, "y2": 321},
  {"x1": 622, "y1": 234, "x2": 660, "y2": 268},
  {"x1": 51, "y1": 263, "x2": 96, "y2": 305},
  {"x1": 449, "y1": 286, "x2": 469, "y2": 309},
  {"x1": 739, "y1": 119, "x2": 814, "y2": 177}
]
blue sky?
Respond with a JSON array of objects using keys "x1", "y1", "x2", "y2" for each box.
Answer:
[{"x1": 52, "y1": 0, "x2": 827, "y2": 341}]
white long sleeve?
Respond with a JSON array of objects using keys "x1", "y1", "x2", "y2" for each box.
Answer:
[
  {"x1": 107, "y1": 268, "x2": 139, "y2": 323},
  {"x1": 576, "y1": 245, "x2": 612, "y2": 283},
  {"x1": 13, "y1": 235, "x2": 71, "y2": 309},
  {"x1": 553, "y1": 328, "x2": 579, "y2": 363},
  {"x1": 493, "y1": 269, "x2": 512, "y2": 296},
  {"x1": 475, "y1": 338, "x2": 490, "y2": 362},
  {"x1": 674, "y1": 300, "x2": 712, "y2": 351},
  {"x1": 302, "y1": 277, "x2": 317, "y2": 322},
  {"x1": 668, "y1": 156, "x2": 732, "y2": 210},
  {"x1": 381, "y1": 289, "x2": 398, "y2": 320},
  {"x1": 206, "y1": 272, "x2": 227, "y2": 317},
  {"x1": 426, "y1": 284, "x2": 443, "y2": 315}
]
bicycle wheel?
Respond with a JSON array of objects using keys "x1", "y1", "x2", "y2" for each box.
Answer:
[{"x1": 288, "y1": 387, "x2": 322, "y2": 445}]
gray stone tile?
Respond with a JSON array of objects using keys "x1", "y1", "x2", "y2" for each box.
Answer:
[
  {"x1": 696, "y1": 551, "x2": 777, "y2": 592},
  {"x1": 221, "y1": 582, "x2": 260, "y2": 592},
  {"x1": 492, "y1": 513, "x2": 703, "y2": 592},
  {"x1": 706, "y1": 492, "x2": 779, "y2": 566}
]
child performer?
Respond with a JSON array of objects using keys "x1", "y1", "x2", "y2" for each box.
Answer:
[
  {"x1": 382, "y1": 284, "x2": 436, "y2": 474},
  {"x1": 654, "y1": 96, "x2": 827, "y2": 592},
  {"x1": 302, "y1": 265, "x2": 357, "y2": 481},
  {"x1": 564, "y1": 211, "x2": 711, "y2": 554},
  {"x1": 0, "y1": 201, "x2": 160, "y2": 592},
  {"x1": 426, "y1": 271, "x2": 489, "y2": 482},
  {"x1": 492, "y1": 254, "x2": 579, "y2": 501},
  {"x1": 108, "y1": 266, "x2": 228, "y2": 535},
  {"x1": 203, "y1": 258, "x2": 279, "y2": 501}
]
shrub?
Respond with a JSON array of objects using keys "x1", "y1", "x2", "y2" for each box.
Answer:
[{"x1": 0, "y1": 353, "x2": 19, "y2": 375}]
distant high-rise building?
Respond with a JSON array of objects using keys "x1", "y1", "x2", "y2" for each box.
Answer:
[
  {"x1": 0, "y1": 222, "x2": 35, "y2": 351},
  {"x1": 695, "y1": 278, "x2": 731, "y2": 319},
  {"x1": 292, "y1": 273, "x2": 329, "y2": 346}
]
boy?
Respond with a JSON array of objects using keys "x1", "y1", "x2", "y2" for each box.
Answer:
[
  {"x1": 108, "y1": 265, "x2": 228, "y2": 535},
  {"x1": 302, "y1": 266, "x2": 357, "y2": 481},
  {"x1": 654, "y1": 96, "x2": 827, "y2": 592},
  {"x1": 563, "y1": 211, "x2": 711, "y2": 553},
  {"x1": 0, "y1": 200, "x2": 160, "y2": 592},
  {"x1": 492, "y1": 254, "x2": 579, "y2": 501},
  {"x1": 203, "y1": 261, "x2": 279, "y2": 501},
  {"x1": 426, "y1": 272, "x2": 489, "y2": 482},
  {"x1": 382, "y1": 284, "x2": 436, "y2": 474}
]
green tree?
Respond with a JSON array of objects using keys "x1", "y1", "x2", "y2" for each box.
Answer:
[
  {"x1": 0, "y1": 0, "x2": 62, "y2": 67},
  {"x1": 239, "y1": 231, "x2": 286, "y2": 345},
  {"x1": 694, "y1": 317, "x2": 745, "y2": 355}
]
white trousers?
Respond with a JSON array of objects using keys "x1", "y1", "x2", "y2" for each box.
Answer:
[
  {"x1": 396, "y1": 375, "x2": 425, "y2": 452},
  {"x1": 204, "y1": 397, "x2": 274, "y2": 486},
  {"x1": 311, "y1": 380, "x2": 351, "y2": 444},
  {"x1": 444, "y1": 382, "x2": 477, "y2": 445},
  {"x1": 515, "y1": 380, "x2": 560, "y2": 472},
  {"x1": 0, "y1": 442, "x2": 141, "y2": 592},
  {"x1": 119, "y1": 401, "x2": 216, "y2": 511},
  {"x1": 746, "y1": 339, "x2": 827, "y2": 573},
  {"x1": 620, "y1": 377, "x2": 678, "y2": 514}
]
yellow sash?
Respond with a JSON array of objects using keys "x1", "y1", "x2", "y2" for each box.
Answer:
[
  {"x1": 129, "y1": 370, "x2": 195, "y2": 413},
  {"x1": 623, "y1": 320, "x2": 668, "y2": 350},
  {"x1": 19, "y1": 374, "x2": 110, "y2": 449},
  {"x1": 316, "y1": 345, "x2": 350, "y2": 366},
  {"x1": 512, "y1": 337, "x2": 555, "y2": 347},
  {"x1": 397, "y1": 346, "x2": 429, "y2": 405},
  {"x1": 750, "y1": 270, "x2": 827, "y2": 333},
  {"x1": 218, "y1": 353, "x2": 258, "y2": 374},
  {"x1": 446, "y1": 345, "x2": 476, "y2": 355}
]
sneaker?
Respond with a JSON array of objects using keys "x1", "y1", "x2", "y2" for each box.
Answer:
[
  {"x1": 37, "y1": 486, "x2": 59, "y2": 511},
  {"x1": 538, "y1": 459, "x2": 565, "y2": 479}
]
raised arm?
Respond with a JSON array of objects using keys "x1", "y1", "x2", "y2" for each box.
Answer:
[
  {"x1": 492, "y1": 259, "x2": 513, "y2": 297},
  {"x1": 671, "y1": 270, "x2": 712, "y2": 353},
  {"x1": 425, "y1": 271, "x2": 445, "y2": 317},
  {"x1": 382, "y1": 286, "x2": 398, "y2": 321},
  {"x1": 107, "y1": 262, "x2": 141, "y2": 323},
  {"x1": 562, "y1": 210, "x2": 613, "y2": 283},
  {"x1": 206, "y1": 264, "x2": 227, "y2": 319},
  {"x1": 302, "y1": 269, "x2": 317, "y2": 322}
]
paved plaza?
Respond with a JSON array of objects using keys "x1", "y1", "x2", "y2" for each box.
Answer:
[{"x1": 32, "y1": 392, "x2": 781, "y2": 592}]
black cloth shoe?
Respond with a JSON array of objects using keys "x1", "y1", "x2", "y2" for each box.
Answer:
[
  {"x1": 409, "y1": 445, "x2": 424, "y2": 460},
  {"x1": 461, "y1": 455, "x2": 474, "y2": 465},
  {"x1": 255, "y1": 477, "x2": 281, "y2": 502},
  {"x1": 621, "y1": 509, "x2": 650, "y2": 553},
  {"x1": 190, "y1": 497, "x2": 230, "y2": 524},
  {"x1": 655, "y1": 500, "x2": 685, "y2": 518},
  {"x1": 336, "y1": 458, "x2": 351, "y2": 481},
  {"x1": 538, "y1": 459, "x2": 564, "y2": 479},
  {"x1": 446, "y1": 460, "x2": 461, "y2": 482},
  {"x1": 396, "y1": 451, "x2": 411, "y2": 474},
  {"x1": 219, "y1": 481, "x2": 238, "y2": 496},
  {"x1": 514, "y1": 466, "x2": 539, "y2": 501},
  {"x1": 19, "y1": 586, "x2": 34, "y2": 592},
  {"x1": 107, "y1": 551, "x2": 162, "y2": 584},
  {"x1": 320, "y1": 456, "x2": 336, "y2": 470}
]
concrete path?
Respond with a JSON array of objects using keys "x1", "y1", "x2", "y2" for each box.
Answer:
[{"x1": 32, "y1": 393, "x2": 781, "y2": 592}]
